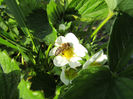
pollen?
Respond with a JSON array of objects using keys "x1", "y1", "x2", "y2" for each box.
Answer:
[{"x1": 62, "y1": 47, "x2": 74, "y2": 60}]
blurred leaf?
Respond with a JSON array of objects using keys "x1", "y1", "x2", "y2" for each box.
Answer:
[
  {"x1": 105, "y1": 0, "x2": 123, "y2": 10},
  {"x1": 47, "y1": 0, "x2": 65, "y2": 27},
  {"x1": 108, "y1": 13, "x2": 133, "y2": 72},
  {"x1": 0, "y1": 51, "x2": 20, "y2": 73},
  {"x1": 30, "y1": 72, "x2": 56, "y2": 98},
  {"x1": 18, "y1": 0, "x2": 42, "y2": 17},
  {"x1": 118, "y1": 0, "x2": 133, "y2": 17},
  {"x1": 18, "y1": 80, "x2": 44, "y2": 99},
  {"x1": 0, "y1": 37, "x2": 18, "y2": 50},
  {"x1": 4, "y1": 0, "x2": 28, "y2": 35},
  {"x1": 26, "y1": 9, "x2": 57, "y2": 44},
  {"x1": 111, "y1": 77, "x2": 133, "y2": 98},
  {"x1": 0, "y1": 70, "x2": 20, "y2": 99},
  {"x1": 67, "y1": 0, "x2": 109, "y2": 22},
  {"x1": 0, "y1": 51, "x2": 43, "y2": 99},
  {"x1": 0, "y1": 0, "x2": 4, "y2": 5},
  {"x1": 0, "y1": 51, "x2": 20, "y2": 99},
  {"x1": 59, "y1": 66, "x2": 133, "y2": 99},
  {"x1": 47, "y1": 0, "x2": 109, "y2": 29},
  {"x1": 105, "y1": 0, "x2": 133, "y2": 17},
  {"x1": 0, "y1": 28, "x2": 28, "y2": 52},
  {"x1": 119, "y1": 64, "x2": 133, "y2": 79},
  {"x1": 0, "y1": 31, "x2": 33, "y2": 62},
  {"x1": 0, "y1": 17, "x2": 8, "y2": 31},
  {"x1": 4, "y1": 0, "x2": 38, "y2": 52},
  {"x1": 59, "y1": 66, "x2": 112, "y2": 99}
]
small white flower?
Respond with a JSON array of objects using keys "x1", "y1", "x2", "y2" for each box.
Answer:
[
  {"x1": 83, "y1": 50, "x2": 107, "y2": 69},
  {"x1": 60, "y1": 67, "x2": 71, "y2": 85},
  {"x1": 60, "y1": 67, "x2": 77, "y2": 85},
  {"x1": 49, "y1": 33, "x2": 88, "y2": 68}
]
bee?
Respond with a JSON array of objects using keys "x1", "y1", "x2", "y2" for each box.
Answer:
[{"x1": 55, "y1": 43, "x2": 71, "y2": 56}]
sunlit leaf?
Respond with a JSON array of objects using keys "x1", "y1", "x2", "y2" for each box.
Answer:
[
  {"x1": 18, "y1": 80, "x2": 44, "y2": 99},
  {"x1": 105, "y1": 0, "x2": 123, "y2": 10},
  {"x1": 0, "y1": 51, "x2": 20, "y2": 73},
  {"x1": 0, "y1": 37, "x2": 18, "y2": 50},
  {"x1": 0, "y1": 51, "x2": 20, "y2": 99},
  {"x1": 47, "y1": 0, "x2": 109, "y2": 30},
  {"x1": 67, "y1": 0, "x2": 109, "y2": 22},
  {"x1": 47, "y1": 0, "x2": 65, "y2": 27}
]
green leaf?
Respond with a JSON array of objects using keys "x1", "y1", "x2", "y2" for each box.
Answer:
[
  {"x1": 119, "y1": 64, "x2": 133, "y2": 79},
  {"x1": 105, "y1": 0, "x2": 133, "y2": 17},
  {"x1": 118, "y1": 0, "x2": 133, "y2": 17},
  {"x1": 4, "y1": 0, "x2": 27, "y2": 35},
  {"x1": 0, "y1": 51, "x2": 21, "y2": 99},
  {"x1": 18, "y1": 0, "x2": 42, "y2": 17},
  {"x1": 0, "y1": 27, "x2": 32, "y2": 61},
  {"x1": 59, "y1": 66, "x2": 112, "y2": 99},
  {"x1": 0, "y1": 51, "x2": 43, "y2": 99},
  {"x1": 26, "y1": 9, "x2": 57, "y2": 44},
  {"x1": 0, "y1": 51, "x2": 20, "y2": 73},
  {"x1": 0, "y1": 37, "x2": 18, "y2": 50},
  {"x1": 0, "y1": 70, "x2": 20, "y2": 99},
  {"x1": 0, "y1": 29, "x2": 28, "y2": 52},
  {"x1": 47, "y1": 0, "x2": 109, "y2": 30},
  {"x1": 111, "y1": 77, "x2": 133, "y2": 98},
  {"x1": 18, "y1": 80, "x2": 44, "y2": 99},
  {"x1": 4, "y1": 0, "x2": 37, "y2": 52},
  {"x1": 30, "y1": 72, "x2": 56, "y2": 98},
  {"x1": 108, "y1": 13, "x2": 133, "y2": 72},
  {"x1": 47, "y1": 0, "x2": 65, "y2": 27},
  {"x1": 0, "y1": 0, "x2": 3, "y2": 5},
  {"x1": 59, "y1": 66, "x2": 133, "y2": 99},
  {"x1": 104, "y1": 77, "x2": 133, "y2": 99},
  {"x1": 105, "y1": 0, "x2": 123, "y2": 10},
  {"x1": 67, "y1": 0, "x2": 109, "y2": 22},
  {"x1": 0, "y1": 17, "x2": 8, "y2": 31}
]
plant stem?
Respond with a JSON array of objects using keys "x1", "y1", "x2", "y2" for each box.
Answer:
[
  {"x1": 91, "y1": 11, "x2": 114, "y2": 43},
  {"x1": 22, "y1": 28, "x2": 37, "y2": 53}
]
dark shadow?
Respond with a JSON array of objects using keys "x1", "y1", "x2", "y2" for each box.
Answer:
[
  {"x1": 26, "y1": 9, "x2": 53, "y2": 42},
  {"x1": 30, "y1": 71, "x2": 56, "y2": 98}
]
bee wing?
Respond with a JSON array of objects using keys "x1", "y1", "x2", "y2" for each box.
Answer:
[{"x1": 55, "y1": 47, "x2": 62, "y2": 56}]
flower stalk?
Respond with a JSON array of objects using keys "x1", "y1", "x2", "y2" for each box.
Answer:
[{"x1": 91, "y1": 10, "x2": 114, "y2": 43}]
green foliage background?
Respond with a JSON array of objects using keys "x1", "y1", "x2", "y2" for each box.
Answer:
[{"x1": 0, "y1": 0, "x2": 133, "y2": 99}]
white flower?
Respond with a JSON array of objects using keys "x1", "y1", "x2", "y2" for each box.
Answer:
[
  {"x1": 60, "y1": 67, "x2": 71, "y2": 85},
  {"x1": 83, "y1": 50, "x2": 107, "y2": 69},
  {"x1": 60, "y1": 67, "x2": 77, "y2": 85},
  {"x1": 49, "y1": 33, "x2": 88, "y2": 68}
]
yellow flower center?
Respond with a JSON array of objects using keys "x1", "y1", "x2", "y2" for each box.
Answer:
[{"x1": 62, "y1": 47, "x2": 74, "y2": 60}]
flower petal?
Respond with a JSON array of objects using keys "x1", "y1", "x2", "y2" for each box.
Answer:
[
  {"x1": 69, "y1": 57, "x2": 82, "y2": 68},
  {"x1": 49, "y1": 47, "x2": 58, "y2": 56},
  {"x1": 83, "y1": 50, "x2": 107, "y2": 69},
  {"x1": 65, "y1": 33, "x2": 79, "y2": 44},
  {"x1": 53, "y1": 56, "x2": 68, "y2": 67},
  {"x1": 55, "y1": 36, "x2": 67, "y2": 46},
  {"x1": 95, "y1": 54, "x2": 107, "y2": 63},
  {"x1": 74, "y1": 44, "x2": 88, "y2": 57},
  {"x1": 60, "y1": 67, "x2": 70, "y2": 85}
]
